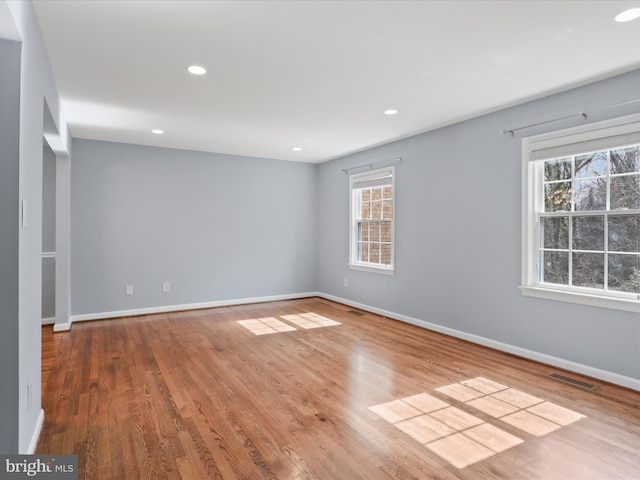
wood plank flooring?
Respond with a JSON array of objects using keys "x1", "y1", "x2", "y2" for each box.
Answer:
[{"x1": 38, "y1": 297, "x2": 640, "y2": 479}]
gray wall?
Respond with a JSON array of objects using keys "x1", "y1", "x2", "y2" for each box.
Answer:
[
  {"x1": 54, "y1": 152, "x2": 72, "y2": 330},
  {"x1": 318, "y1": 69, "x2": 640, "y2": 382},
  {"x1": 71, "y1": 139, "x2": 318, "y2": 316},
  {"x1": 42, "y1": 145, "x2": 56, "y2": 252},
  {"x1": 0, "y1": 37, "x2": 22, "y2": 455},
  {"x1": 42, "y1": 145, "x2": 56, "y2": 319}
]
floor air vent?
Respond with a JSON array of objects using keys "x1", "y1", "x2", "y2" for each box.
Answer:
[
  {"x1": 548, "y1": 373, "x2": 598, "y2": 391},
  {"x1": 347, "y1": 310, "x2": 366, "y2": 316}
]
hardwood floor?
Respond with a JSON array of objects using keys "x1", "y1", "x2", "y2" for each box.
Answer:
[{"x1": 38, "y1": 297, "x2": 640, "y2": 479}]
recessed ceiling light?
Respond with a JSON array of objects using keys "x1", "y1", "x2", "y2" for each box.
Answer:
[
  {"x1": 187, "y1": 65, "x2": 207, "y2": 75},
  {"x1": 384, "y1": 109, "x2": 398, "y2": 116},
  {"x1": 292, "y1": 147, "x2": 302, "y2": 152},
  {"x1": 151, "y1": 129, "x2": 164, "y2": 135},
  {"x1": 615, "y1": 8, "x2": 640, "y2": 22}
]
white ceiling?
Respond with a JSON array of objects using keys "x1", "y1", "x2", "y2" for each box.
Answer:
[{"x1": 30, "y1": 0, "x2": 640, "y2": 163}]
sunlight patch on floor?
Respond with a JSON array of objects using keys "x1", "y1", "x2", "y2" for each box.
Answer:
[
  {"x1": 237, "y1": 312, "x2": 341, "y2": 335},
  {"x1": 281, "y1": 312, "x2": 342, "y2": 329},
  {"x1": 368, "y1": 376, "x2": 585, "y2": 469},
  {"x1": 236, "y1": 317, "x2": 296, "y2": 335}
]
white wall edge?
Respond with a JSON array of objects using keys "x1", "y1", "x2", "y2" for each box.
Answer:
[
  {"x1": 41, "y1": 317, "x2": 55, "y2": 325},
  {"x1": 317, "y1": 292, "x2": 640, "y2": 392},
  {"x1": 70, "y1": 292, "x2": 319, "y2": 324},
  {"x1": 24, "y1": 409, "x2": 44, "y2": 454}
]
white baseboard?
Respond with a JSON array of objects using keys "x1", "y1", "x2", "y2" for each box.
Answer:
[
  {"x1": 69, "y1": 292, "x2": 319, "y2": 325},
  {"x1": 25, "y1": 409, "x2": 45, "y2": 454},
  {"x1": 317, "y1": 292, "x2": 640, "y2": 392},
  {"x1": 53, "y1": 322, "x2": 72, "y2": 332},
  {"x1": 43, "y1": 316, "x2": 72, "y2": 331}
]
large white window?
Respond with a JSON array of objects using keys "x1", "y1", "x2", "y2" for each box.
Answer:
[
  {"x1": 349, "y1": 167, "x2": 395, "y2": 274},
  {"x1": 522, "y1": 113, "x2": 640, "y2": 312}
]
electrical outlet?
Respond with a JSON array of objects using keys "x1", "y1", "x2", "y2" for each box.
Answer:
[
  {"x1": 126, "y1": 285, "x2": 133, "y2": 296},
  {"x1": 162, "y1": 282, "x2": 170, "y2": 293},
  {"x1": 343, "y1": 277, "x2": 348, "y2": 287}
]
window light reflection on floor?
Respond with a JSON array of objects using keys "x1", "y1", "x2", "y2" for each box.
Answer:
[
  {"x1": 369, "y1": 377, "x2": 585, "y2": 469},
  {"x1": 237, "y1": 312, "x2": 341, "y2": 335}
]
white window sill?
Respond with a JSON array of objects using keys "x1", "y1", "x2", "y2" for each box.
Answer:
[
  {"x1": 520, "y1": 285, "x2": 640, "y2": 313},
  {"x1": 348, "y1": 263, "x2": 395, "y2": 275}
]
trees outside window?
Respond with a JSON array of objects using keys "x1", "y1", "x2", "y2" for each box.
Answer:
[
  {"x1": 522, "y1": 114, "x2": 640, "y2": 312},
  {"x1": 541, "y1": 146, "x2": 640, "y2": 292}
]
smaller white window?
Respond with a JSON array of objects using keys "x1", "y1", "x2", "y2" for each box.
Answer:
[{"x1": 349, "y1": 167, "x2": 395, "y2": 274}]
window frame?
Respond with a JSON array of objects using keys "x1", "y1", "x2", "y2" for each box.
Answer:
[
  {"x1": 521, "y1": 113, "x2": 640, "y2": 313},
  {"x1": 349, "y1": 166, "x2": 395, "y2": 275}
]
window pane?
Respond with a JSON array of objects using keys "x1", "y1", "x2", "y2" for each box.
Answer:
[
  {"x1": 372, "y1": 187, "x2": 382, "y2": 201},
  {"x1": 544, "y1": 182, "x2": 571, "y2": 212},
  {"x1": 575, "y1": 151, "x2": 607, "y2": 178},
  {"x1": 381, "y1": 244, "x2": 392, "y2": 266},
  {"x1": 383, "y1": 186, "x2": 392, "y2": 199},
  {"x1": 362, "y1": 189, "x2": 371, "y2": 201},
  {"x1": 541, "y1": 251, "x2": 568, "y2": 285},
  {"x1": 381, "y1": 222, "x2": 392, "y2": 243},
  {"x1": 382, "y1": 199, "x2": 393, "y2": 219},
  {"x1": 610, "y1": 174, "x2": 640, "y2": 210},
  {"x1": 360, "y1": 243, "x2": 369, "y2": 263},
  {"x1": 608, "y1": 254, "x2": 640, "y2": 293},
  {"x1": 544, "y1": 158, "x2": 572, "y2": 181},
  {"x1": 574, "y1": 177, "x2": 606, "y2": 211},
  {"x1": 542, "y1": 217, "x2": 568, "y2": 249},
  {"x1": 572, "y1": 252, "x2": 604, "y2": 288},
  {"x1": 360, "y1": 223, "x2": 369, "y2": 241},
  {"x1": 370, "y1": 222, "x2": 380, "y2": 242},
  {"x1": 608, "y1": 215, "x2": 640, "y2": 252},
  {"x1": 360, "y1": 193, "x2": 371, "y2": 219},
  {"x1": 572, "y1": 216, "x2": 604, "y2": 251},
  {"x1": 610, "y1": 146, "x2": 640, "y2": 175},
  {"x1": 372, "y1": 200, "x2": 382, "y2": 219},
  {"x1": 370, "y1": 243, "x2": 380, "y2": 263}
]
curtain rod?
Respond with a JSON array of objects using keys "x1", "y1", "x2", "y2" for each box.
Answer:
[
  {"x1": 341, "y1": 156, "x2": 401, "y2": 174},
  {"x1": 501, "y1": 98, "x2": 640, "y2": 137}
]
